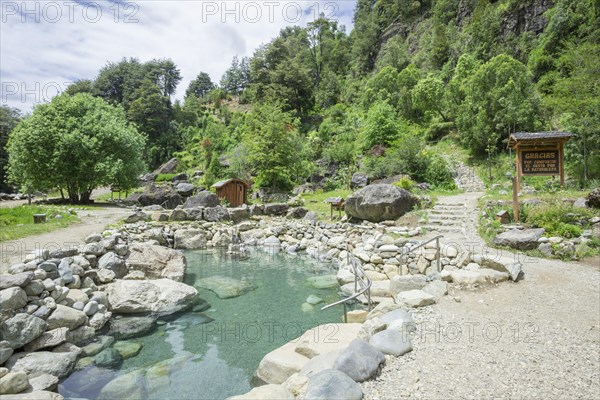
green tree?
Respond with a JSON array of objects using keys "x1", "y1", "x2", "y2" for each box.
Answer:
[
  {"x1": 65, "y1": 80, "x2": 95, "y2": 96},
  {"x1": 186, "y1": 72, "x2": 215, "y2": 99},
  {"x1": 7, "y1": 93, "x2": 145, "y2": 203},
  {"x1": 457, "y1": 54, "x2": 538, "y2": 156},
  {"x1": 0, "y1": 105, "x2": 21, "y2": 192},
  {"x1": 243, "y1": 103, "x2": 305, "y2": 191},
  {"x1": 411, "y1": 77, "x2": 448, "y2": 121},
  {"x1": 362, "y1": 101, "x2": 399, "y2": 151},
  {"x1": 144, "y1": 59, "x2": 182, "y2": 99}
]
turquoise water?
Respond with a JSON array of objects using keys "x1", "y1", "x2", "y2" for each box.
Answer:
[{"x1": 59, "y1": 249, "x2": 342, "y2": 400}]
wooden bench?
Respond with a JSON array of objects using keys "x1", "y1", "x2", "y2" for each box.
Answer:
[{"x1": 325, "y1": 197, "x2": 345, "y2": 220}]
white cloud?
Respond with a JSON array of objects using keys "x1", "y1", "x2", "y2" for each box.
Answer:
[{"x1": 1, "y1": 0, "x2": 356, "y2": 113}]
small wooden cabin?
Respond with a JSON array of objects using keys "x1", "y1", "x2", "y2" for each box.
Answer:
[{"x1": 212, "y1": 179, "x2": 250, "y2": 207}]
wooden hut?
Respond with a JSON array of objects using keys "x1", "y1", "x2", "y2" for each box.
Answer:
[{"x1": 211, "y1": 179, "x2": 250, "y2": 207}]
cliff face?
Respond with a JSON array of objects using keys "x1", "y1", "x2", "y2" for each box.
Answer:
[
  {"x1": 499, "y1": 0, "x2": 554, "y2": 37},
  {"x1": 374, "y1": 0, "x2": 554, "y2": 62}
]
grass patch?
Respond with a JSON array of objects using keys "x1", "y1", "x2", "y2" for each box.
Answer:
[
  {"x1": 301, "y1": 189, "x2": 352, "y2": 220},
  {"x1": 0, "y1": 205, "x2": 79, "y2": 241}
]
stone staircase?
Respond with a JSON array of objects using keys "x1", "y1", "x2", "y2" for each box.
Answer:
[{"x1": 422, "y1": 201, "x2": 471, "y2": 236}]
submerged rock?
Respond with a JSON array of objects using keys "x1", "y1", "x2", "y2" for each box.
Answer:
[
  {"x1": 306, "y1": 275, "x2": 338, "y2": 289},
  {"x1": 196, "y1": 276, "x2": 256, "y2": 299}
]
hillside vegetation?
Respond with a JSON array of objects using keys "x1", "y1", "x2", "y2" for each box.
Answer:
[{"x1": 3, "y1": 0, "x2": 599, "y2": 195}]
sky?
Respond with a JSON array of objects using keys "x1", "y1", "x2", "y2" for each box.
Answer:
[{"x1": 1, "y1": 0, "x2": 357, "y2": 113}]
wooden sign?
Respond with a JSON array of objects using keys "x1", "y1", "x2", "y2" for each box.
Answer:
[{"x1": 521, "y1": 150, "x2": 559, "y2": 175}]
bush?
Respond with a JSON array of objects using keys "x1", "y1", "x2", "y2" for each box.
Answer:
[
  {"x1": 156, "y1": 174, "x2": 177, "y2": 182},
  {"x1": 425, "y1": 153, "x2": 454, "y2": 187},
  {"x1": 394, "y1": 177, "x2": 416, "y2": 191},
  {"x1": 524, "y1": 202, "x2": 596, "y2": 238}
]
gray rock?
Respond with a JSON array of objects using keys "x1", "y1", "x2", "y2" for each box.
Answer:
[
  {"x1": 27, "y1": 373, "x2": 59, "y2": 392},
  {"x1": 130, "y1": 184, "x2": 182, "y2": 209},
  {"x1": 112, "y1": 341, "x2": 143, "y2": 359},
  {"x1": 395, "y1": 290, "x2": 436, "y2": 308},
  {"x1": 306, "y1": 275, "x2": 338, "y2": 289},
  {"x1": 93, "y1": 348, "x2": 123, "y2": 369},
  {"x1": 0, "y1": 272, "x2": 34, "y2": 290},
  {"x1": 23, "y1": 327, "x2": 68, "y2": 352},
  {"x1": 228, "y1": 207, "x2": 250, "y2": 223},
  {"x1": 37, "y1": 262, "x2": 58, "y2": 273},
  {"x1": 81, "y1": 335, "x2": 115, "y2": 357},
  {"x1": 538, "y1": 242, "x2": 553, "y2": 257},
  {"x1": 389, "y1": 274, "x2": 427, "y2": 296},
  {"x1": 66, "y1": 325, "x2": 96, "y2": 346},
  {"x1": 422, "y1": 280, "x2": 448, "y2": 300},
  {"x1": 300, "y1": 350, "x2": 343, "y2": 377},
  {"x1": 378, "y1": 309, "x2": 416, "y2": 333},
  {"x1": 0, "y1": 341, "x2": 14, "y2": 365},
  {"x1": 264, "y1": 203, "x2": 289, "y2": 216},
  {"x1": 1, "y1": 314, "x2": 47, "y2": 349},
  {"x1": 109, "y1": 317, "x2": 156, "y2": 340},
  {"x1": 0, "y1": 287, "x2": 28, "y2": 311},
  {"x1": 0, "y1": 371, "x2": 29, "y2": 395},
  {"x1": 169, "y1": 209, "x2": 188, "y2": 221},
  {"x1": 334, "y1": 338, "x2": 385, "y2": 382},
  {"x1": 493, "y1": 228, "x2": 545, "y2": 250},
  {"x1": 183, "y1": 192, "x2": 220, "y2": 208},
  {"x1": 125, "y1": 211, "x2": 150, "y2": 223},
  {"x1": 197, "y1": 276, "x2": 256, "y2": 299},
  {"x1": 83, "y1": 301, "x2": 98, "y2": 316},
  {"x1": 46, "y1": 304, "x2": 87, "y2": 331},
  {"x1": 478, "y1": 255, "x2": 524, "y2": 281},
  {"x1": 175, "y1": 182, "x2": 195, "y2": 197},
  {"x1": 105, "y1": 279, "x2": 197, "y2": 316},
  {"x1": 350, "y1": 173, "x2": 369, "y2": 189},
  {"x1": 126, "y1": 243, "x2": 186, "y2": 281},
  {"x1": 306, "y1": 369, "x2": 363, "y2": 400},
  {"x1": 6, "y1": 351, "x2": 77, "y2": 378},
  {"x1": 98, "y1": 252, "x2": 127, "y2": 279},
  {"x1": 369, "y1": 329, "x2": 413, "y2": 356},
  {"x1": 229, "y1": 384, "x2": 293, "y2": 400},
  {"x1": 32, "y1": 306, "x2": 52, "y2": 320},
  {"x1": 586, "y1": 188, "x2": 600, "y2": 209},
  {"x1": 85, "y1": 233, "x2": 102, "y2": 243},
  {"x1": 203, "y1": 206, "x2": 229, "y2": 222},
  {"x1": 345, "y1": 184, "x2": 419, "y2": 222},
  {"x1": 173, "y1": 229, "x2": 207, "y2": 250},
  {"x1": 24, "y1": 280, "x2": 44, "y2": 296}
]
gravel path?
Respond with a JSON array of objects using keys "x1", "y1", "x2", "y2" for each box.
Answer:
[
  {"x1": 0, "y1": 205, "x2": 130, "y2": 273},
  {"x1": 362, "y1": 193, "x2": 600, "y2": 399}
]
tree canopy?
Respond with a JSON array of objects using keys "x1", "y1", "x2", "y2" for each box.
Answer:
[{"x1": 7, "y1": 93, "x2": 146, "y2": 203}]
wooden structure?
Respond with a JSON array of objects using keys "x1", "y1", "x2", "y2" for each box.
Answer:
[
  {"x1": 33, "y1": 214, "x2": 47, "y2": 224},
  {"x1": 508, "y1": 131, "x2": 574, "y2": 191},
  {"x1": 211, "y1": 179, "x2": 250, "y2": 207},
  {"x1": 325, "y1": 197, "x2": 345, "y2": 220}
]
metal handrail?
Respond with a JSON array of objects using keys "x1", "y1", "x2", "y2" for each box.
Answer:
[
  {"x1": 398, "y1": 235, "x2": 444, "y2": 273},
  {"x1": 321, "y1": 254, "x2": 372, "y2": 322}
]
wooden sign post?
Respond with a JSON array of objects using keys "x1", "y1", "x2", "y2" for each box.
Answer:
[{"x1": 508, "y1": 132, "x2": 574, "y2": 192}]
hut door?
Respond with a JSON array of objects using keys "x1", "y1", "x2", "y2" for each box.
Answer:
[{"x1": 238, "y1": 185, "x2": 244, "y2": 206}]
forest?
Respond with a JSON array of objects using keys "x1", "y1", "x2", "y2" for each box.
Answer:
[{"x1": 2, "y1": 0, "x2": 599, "y2": 195}]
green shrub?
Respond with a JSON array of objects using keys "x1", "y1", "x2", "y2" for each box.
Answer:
[
  {"x1": 425, "y1": 153, "x2": 454, "y2": 187},
  {"x1": 156, "y1": 174, "x2": 177, "y2": 182},
  {"x1": 394, "y1": 177, "x2": 416, "y2": 191},
  {"x1": 524, "y1": 201, "x2": 596, "y2": 238}
]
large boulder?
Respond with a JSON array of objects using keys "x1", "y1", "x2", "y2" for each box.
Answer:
[
  {"x1": 369, "y1": 329, "x2": 413, "y2": 356},
  {"x1": 183, "y1": 192, "x2": 220, "y2": 209},
  {"x1": 105, "y1": 279, "x2": 197, "y2": 316},
  {"x1": 0, "y1": 371, "x2": 29, "y2": 395},
  {"x1": 492, "y1": 228, "x2": 545, "y2": 250},
  {"x1": 0, "y1": 272, "x2": 33, "y2": 290},
  {"x1": 350, "y1": 173, "x2": 368, "y2": 189},
  {"x1": 126, "y1": 243, "x2": 186, "y2": 281},
  {"x1": 333, "y1": 338, "x2": 385, "y2": 382},
  {"x1": 586, "y1": 188, "x2": 600, "y2": 209},
  {"x1": 173, "y1": 229, "x2": 207, "y2": 250},
  {"x1": 153, "y1": 158, "x2": 178, "y2": 175},
  {"x1": 98, "y1": 252, "x2": 127, "y2": 279},
  {"x1": 294, "y1": 323, "x2": 361, "y2": 359},
  {"x1": 6, "y1": 351, "x2": 77, "y2": 378},
  {"x1": 203, "y1": 206, "x2": 230, "y2": 222},
  {"x1": 175, "y1": 182, "x2": 195, "y2": 197},
  {"x1": 0, "y1": 288, "x2": 27, "y2": 311},
  {"x1": 305, "y1": 369, "x2": 363, "y2": 400},
  {"x1": 109, "y1": 317, "x2": 156, "y2": 340},
  {"x1": 344, "y1": 184, "x2": 419, "y2": 222},
  {"x1": 130, "y1": 185, "x2": 183, "y2": 209},
  {"x1": 229, "y1": 385, "x2": 293, "y2": 400},
  {"x1": 46, "y1": 305, "x2": 87, "y2": 331},
  {"x1": 1, "y1": 314, "x2": 47, "y2": 349},
  {"x1": 255, "y1": 341, "x2": 309, "y2": 385}
]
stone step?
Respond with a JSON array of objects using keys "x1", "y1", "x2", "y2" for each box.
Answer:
[
  {"x1": 427, "y1": 219, "x2": 460, "y2": 226},
  {"x1": 427, "y1": 212, "x2": 465, "y2": 219},
  {"x1": 432, "y1": 206, "x2": 467, "y2": 211},
  {"x1": 423, "y1": 225, "x2": 463, "y2": 233}
]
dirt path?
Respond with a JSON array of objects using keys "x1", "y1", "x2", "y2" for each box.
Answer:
[
  {"x1": 0, "y1": 205, "x2": 131, "y2": 273},
  {"x1": 362, "y1": 192, "x2": 600, "y2": 399}
]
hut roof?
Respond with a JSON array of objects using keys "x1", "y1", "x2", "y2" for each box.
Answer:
[
  {"x1": 509, "y1": 131, "x2": 574, "y2": 147},
  {"x1": 211, "y1": 178, "x2": 250, "y2": 189}
]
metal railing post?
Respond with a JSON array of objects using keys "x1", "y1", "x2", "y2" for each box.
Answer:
[{"x1": 436, "y1": 237, "x2": 441, "y2": 272}]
